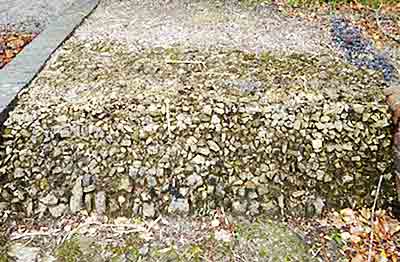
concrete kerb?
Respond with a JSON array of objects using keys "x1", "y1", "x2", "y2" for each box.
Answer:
[{"x1": 0, "y1": 0, "x2": 99, "y2": 127}]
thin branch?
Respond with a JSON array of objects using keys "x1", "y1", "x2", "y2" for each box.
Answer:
[
  {"x1": 165, "y1": 60, "x2": 205, "y2": 65},
  {"x1": 59, "y1": 221, "x2": 147, "y2": 245},
  {"x1": 10, "y1": 231, "x2": 58, "y2": 241},
  {"x1": 59, "y1": 221, "x2": 95, "y2": 245},
  {"x1": 388, "y1": 57, "x2": 400, "y2": 77},
  {"x1": 146, "y1": 216, "x2": 162, "y2": 233},
  {"x1": 311, "y1": 247, "x2": 321, "y2": 258},
  {"x1": 367, "y1": 175, "x2": 384, "y2": 262}
]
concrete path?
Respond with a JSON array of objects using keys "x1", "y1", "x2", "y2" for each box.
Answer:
[
  {"x1": 0, "y1": 0, "x2": 99, "y2": 124},
  {"x1": 0, "y1": 0, "x2": 75, "y2": 33}
]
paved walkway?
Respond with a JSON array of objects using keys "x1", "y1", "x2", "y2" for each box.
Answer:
[{"x1": 0, "y1": 0, "x2": 74, "y2": 32}]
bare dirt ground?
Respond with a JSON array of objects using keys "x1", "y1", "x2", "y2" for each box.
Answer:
[{"x1": 3, "y1": 212, "x2": 319, "y2": 262}]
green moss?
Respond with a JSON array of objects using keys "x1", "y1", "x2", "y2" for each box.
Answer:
[
  {"x1": 259, "y1": 51, "x2": 272, "y2": 63},
  {"x1": 105, "y1": 232, "x2": 146, "y2": 261},
  {"x1": 55, "y1": 238, "x2": 82, "y2": 262},
  {"x1": 259, "y1": 246, "x2": 269, "y2": 257},
  {"x1": 2, "y1": 128, "x2": 11, "y2": 137},
  {"x1": 239, "y1": 0, "x2": 272, "y2": 8},
  {"x1": 186, "y1": 244, "x2": 204, "y2": 262},
  {"x1": 151, "y1": 245, "x2": 182, "y2": 261},
  {"x1": 165, "y1": 47, "x2": 181, "y2": 61},
  {"x1": 110, "y1": 245, "x2": 140, "y2": 258}
]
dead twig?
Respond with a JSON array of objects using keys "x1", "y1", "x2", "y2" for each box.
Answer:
[
  {"x1": 59, "y1": 220, "x2": 147, "y2": 246},
  {"x1": 367, "y1": 175, "x2": 384, "y2": 262},
  {"x1": 165, "y1": 60, "x2": 205, "y2": 65},
  {"x1": 10, "y1": 231, "x2": 59, "y2": 241},
  {"x1": 311, "y1": 247, "x2": 321, "y2": 258},
  {"x1": 146, "y1": 216, "x2": 162, "y2": 233},
  {"x1": 389, "y1": 56, "x2": 400, "y2": 77},
  {"x1": 59, "y1": 221, "x2": 96, "y2": 245}
]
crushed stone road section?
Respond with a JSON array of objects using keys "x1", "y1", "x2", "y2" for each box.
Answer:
[
  {"x1": 75, "y1": 0, "x2": 331, "y2": 55},
  {"x1": 0, "y1": 1, "x2": 395, "y2": 261}
]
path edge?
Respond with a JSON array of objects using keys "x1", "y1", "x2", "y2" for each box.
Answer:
[{"x1": 0, "y1": 0, "x2": 99, "y2": 127}]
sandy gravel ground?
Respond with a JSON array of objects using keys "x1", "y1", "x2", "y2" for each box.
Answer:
[{"x1": 75, "y1": 0, "x2": 331, "y2": 55}]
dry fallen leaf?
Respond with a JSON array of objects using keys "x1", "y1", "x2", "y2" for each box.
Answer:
[
  {"x1": 341, "y1": 208, "x2": 357, "y2": 224},
  {"x1": 0, "y1": 32, "x2": 35, "y2": 69},
  {"x1": 4, "y1": 49, "x2": 14, "y2": 59},
  {"x1": 351, "y1": 253, "x2": 364, "y2": 262}
]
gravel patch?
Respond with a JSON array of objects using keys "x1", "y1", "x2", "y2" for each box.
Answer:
[
  {"x1": 74, "y1": 0, "x2": 331, "y2": 55},
  {"x1": 330, "y1": 16, "x2": 399, "y2": 83}
]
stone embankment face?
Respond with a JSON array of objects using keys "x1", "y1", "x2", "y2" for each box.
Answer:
[
  {"x1": 330, "y1": 16, "x2": 400, "y2": 202},
  {"x1": 0, "y1": 39, "x2": 395, "y2": 220}
]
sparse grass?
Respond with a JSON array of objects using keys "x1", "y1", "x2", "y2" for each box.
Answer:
[
  {"x1": 3, "y1": 214, "x2": 343, "y2": 261},
  {"x1": 100, "y1": 217, "x2": 317, "y2": 261},
  {"x1": 239, "y1": 0, "x2": 272, "y2": 7},
  {"x1": 186, "y1": 244, "x2": 204, "y2": 262},
  {"x1": 325, "y1": 0, "x2": 399, "y2": 9}
]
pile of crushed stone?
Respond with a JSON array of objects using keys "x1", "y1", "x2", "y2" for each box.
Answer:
[{"x1": 330, "y1": 16, "x2": 398, "y2": 83}]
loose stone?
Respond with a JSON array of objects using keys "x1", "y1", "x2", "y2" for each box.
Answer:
[
  {"x1": 49, "y1": 203, "x2": 67, "y2": 218},
  {"x1": 14, "y1": 168, "x2": 25, "y2": 179},
  {"x1": 39, "y1": 193, "x2": 58, "y2": 206},
  {"x1": 168, "y1": 197, "x2": 189, "y2": 214},
  {"x1": 70, "y1": 177, "x2": 83, "y2": 213},
  {"x1": 95, "y1": 191, "x2": 107, "y2": 215},
  {"x1": 142, "y1": 202, "x2": 155, "y2": 217}
]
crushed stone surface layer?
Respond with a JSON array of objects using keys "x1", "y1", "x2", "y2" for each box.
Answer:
[{"x1": 75, "y1": 0, "x2": 331, "y2": 55}]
